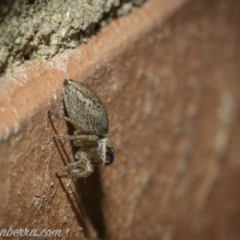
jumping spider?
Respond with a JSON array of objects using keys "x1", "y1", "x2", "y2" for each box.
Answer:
[{"x1": 53, "y1": 79, "x2": 114, "y2": 179}]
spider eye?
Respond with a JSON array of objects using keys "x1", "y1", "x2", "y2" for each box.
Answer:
[{"x1": 104, "y1": 145, "x2": 114, "y2": 165}]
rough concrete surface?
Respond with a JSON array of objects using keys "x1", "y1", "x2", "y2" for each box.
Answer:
[
  {"x1": 0, "y1": 0, "x2": 146, "y2": 78},
  {"x1": 0, "y1": 0, "x2": 240, "y2": 239}
]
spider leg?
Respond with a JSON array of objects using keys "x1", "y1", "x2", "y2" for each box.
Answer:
[
  {"x1": 54, "y1": 134, "x2": 99, "y2": 147},
  {"x1": 51, "y1": 112, "x2": 89, "y2": 134},
  {"x1": 54, "y1": 134, "x2": 98, "y2": 141},
  {"x1": 56, "y1": 151, "x2": 93, "y2": 179}
]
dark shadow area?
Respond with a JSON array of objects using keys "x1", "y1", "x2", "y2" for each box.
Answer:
[
  {"x1": 48, "y1": 110, "x2": 107, "y2": 239},
  {"x1": 57, "y1": 177, "x2": 89, "y2": 236},
  {"x1": 70, "y1": 132, "x2": 107, "y2": 239},
  {"x1": 74, "y1": 168, "x2": 107, "y2": 239}
]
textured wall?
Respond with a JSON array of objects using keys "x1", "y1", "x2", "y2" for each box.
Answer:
[
  {"x1": 0, "y1": 0, "x2": 146, "y2": 78},
  {"x1": 0, "y1": 0, "x2": 240, "y2": 239}
]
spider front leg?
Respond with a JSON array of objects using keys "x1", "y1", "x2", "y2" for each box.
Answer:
[
  {"x1": 54, "y1": 134, "x2": 99, "y2": 148},
  {"x1": 56, "y1": 151, "x2": 94, "y2": 179}
]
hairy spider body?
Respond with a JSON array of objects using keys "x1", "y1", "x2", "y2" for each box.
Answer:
[{"x1": 54, "y1": 79, "x2": 114, "y2": 179}]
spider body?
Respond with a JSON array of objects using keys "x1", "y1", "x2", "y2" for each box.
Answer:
[{"x1": 54, "y1": 79, "x2": 114, "y2": 179}]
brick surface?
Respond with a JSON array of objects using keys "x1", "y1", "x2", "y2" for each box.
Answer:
[{"x1": 0, "y1": 0, "x2": 240, "y2": 239}]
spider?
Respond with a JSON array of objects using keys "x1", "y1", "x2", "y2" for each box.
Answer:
[{"x1": 52, "y1": 79, "x2": 114, "y2": 179}]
